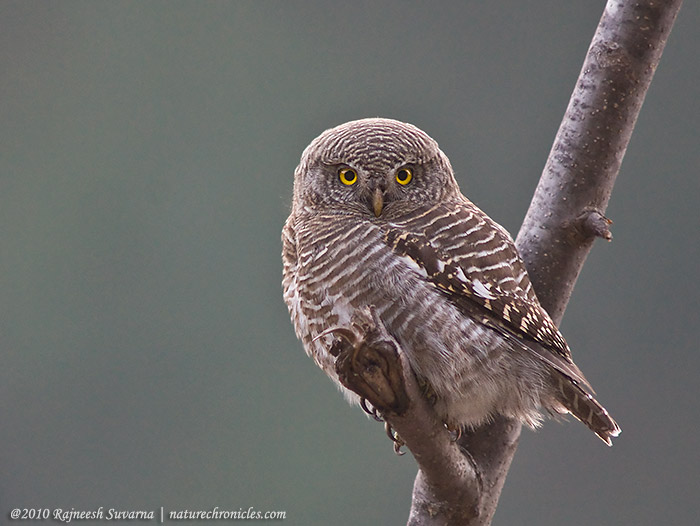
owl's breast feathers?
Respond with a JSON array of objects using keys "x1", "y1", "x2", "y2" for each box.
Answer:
[{"x1": 382, "y1": 202, "x2": 592, "y2": 390}]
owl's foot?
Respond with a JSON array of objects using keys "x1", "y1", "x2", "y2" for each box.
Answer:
[{"x1": 327, "y1": 306, "x2": 410, "y2": 418}]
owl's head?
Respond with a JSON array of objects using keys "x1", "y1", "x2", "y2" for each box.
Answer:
[{"x1": 293, "y1": 118, "x2": 461, "y2": 218}]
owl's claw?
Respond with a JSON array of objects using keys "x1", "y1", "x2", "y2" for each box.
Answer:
[
  {"x1": 314, "y1": 327, "x2": 357, "y2": 354},
  {"x1": 360, "y1": 398, "x2": 384, "y2": 422},
  {"x1": 385, "y1": 422, "x2": 406, "y2": 455},
  {"x1": 446, "y1": 423, "x2": 463, "y2": 442}
]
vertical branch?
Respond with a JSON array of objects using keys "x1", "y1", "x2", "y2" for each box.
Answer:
[{"x1": 408, "y1": 1, "x2": 683, "y2": 524}]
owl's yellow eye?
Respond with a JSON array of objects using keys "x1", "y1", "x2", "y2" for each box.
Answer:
[
  {"x1": 396, "y1": 168, "x2": 413, "y2": 185},
  {"x1": 338, "y1": 168, "x2": 358, "y2": 186}
]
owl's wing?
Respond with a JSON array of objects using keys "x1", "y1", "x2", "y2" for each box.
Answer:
[{"x1": 383, "y1": 203, "x2": 592, "y2": 390}]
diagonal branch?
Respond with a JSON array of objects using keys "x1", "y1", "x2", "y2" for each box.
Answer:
[
  {"x1": 334, "y1": 1, "x2": 682, "y2": 525},
  {"x1": 441, "y1": 2, "x2": 684, "y2": 524},
  {"x1": 517, "y1": 0, "x2": 683, "y2": 323}
]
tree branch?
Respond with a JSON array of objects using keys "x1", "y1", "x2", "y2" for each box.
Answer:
[
  {"x1": 334, "y1": 1, "x2": 682, "y2": 524},
  {"x1": 448, "y1": 3, "x2": 683, "y2": 523},
  {"x1": 517, "y1": 0, "x2": 683, "y2": 323}
]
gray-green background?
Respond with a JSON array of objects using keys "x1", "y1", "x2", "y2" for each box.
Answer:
[{"x1": 2, "y1": 1, "x2": 698, "y2": 525}]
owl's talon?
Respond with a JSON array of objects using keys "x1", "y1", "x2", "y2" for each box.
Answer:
[
  {"x1": 314, "y1": 326, "x2": 356, "y2": 345},
  {"x1": 360, "y1": 398, "x2": 384, "y2": 422},
  {"x1": 446, "y1": 424, "x2": 463, "y2": 442},
  {"x1": 385, "y1": 422, "x2": 406, "y2": 455}
]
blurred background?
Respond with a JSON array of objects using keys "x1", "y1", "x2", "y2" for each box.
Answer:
[{"x1": 1, "y1": 1, "x2": 698, "y2": 524}]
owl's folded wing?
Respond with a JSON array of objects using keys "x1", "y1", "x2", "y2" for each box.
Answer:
[{"x1": 383, "y1": 224, "x2": 593, "y2": 392}]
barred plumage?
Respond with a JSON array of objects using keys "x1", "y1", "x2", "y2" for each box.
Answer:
[{"x1": 283, "y1": 118, "x2": 620, "y2": 445}]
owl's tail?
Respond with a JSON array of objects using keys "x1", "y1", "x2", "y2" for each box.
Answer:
[{"x1": 554, "y1": 374, "x2": 621, "y2": 446}]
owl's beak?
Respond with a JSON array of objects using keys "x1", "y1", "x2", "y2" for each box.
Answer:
[{"x1": 372, "y1": 188, "x2": 384, "y2": 217}]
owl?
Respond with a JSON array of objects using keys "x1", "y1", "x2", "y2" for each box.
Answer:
[{"x1": 282, "y1": 118, "x2": 620, "y2": 445}]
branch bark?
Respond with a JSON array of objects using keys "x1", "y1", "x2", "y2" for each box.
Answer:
[{"x1": 335, "y1": 1, "x2": 682, "y2": 524}]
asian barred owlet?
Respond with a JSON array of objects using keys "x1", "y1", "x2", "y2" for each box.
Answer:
[{"x1": 282, "y1": 118, "x2": 620, "y2": 445}]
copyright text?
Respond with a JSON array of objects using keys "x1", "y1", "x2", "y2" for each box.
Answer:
[{"x1": 9, "y1": 506, "x2": 286, "y2": 522}]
